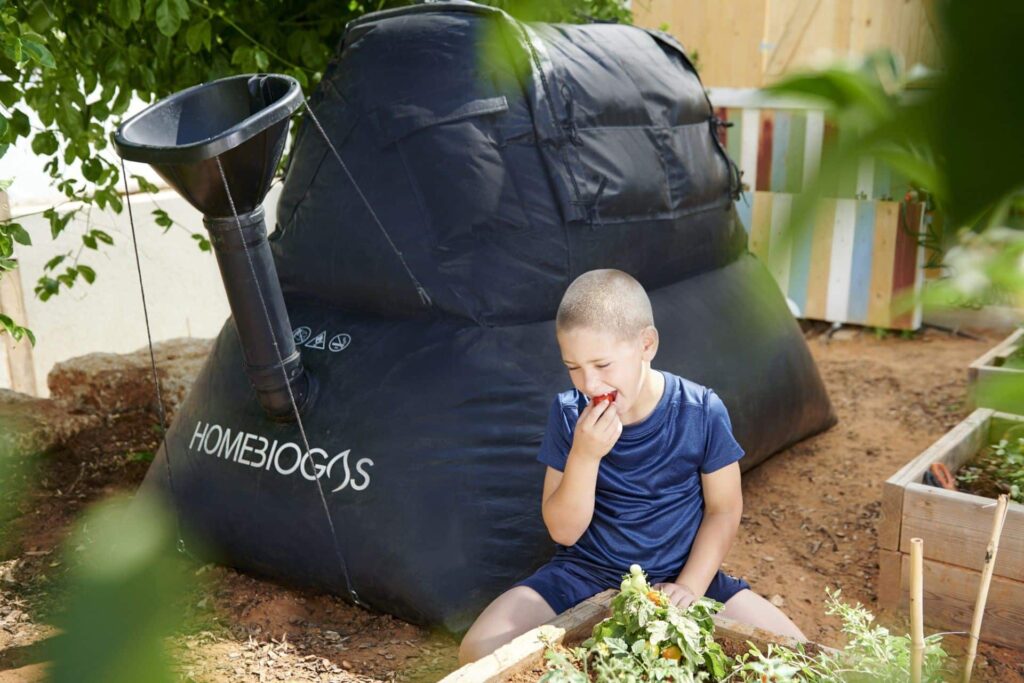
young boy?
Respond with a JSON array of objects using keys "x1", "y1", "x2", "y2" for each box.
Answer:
[{"x1": 458, "y1": 269, "x2": 805, "y2": 665}]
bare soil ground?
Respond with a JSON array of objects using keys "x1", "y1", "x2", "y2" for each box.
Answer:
[{"x1": 1, "y1": 326, "x2": 1023, "y2": 682}]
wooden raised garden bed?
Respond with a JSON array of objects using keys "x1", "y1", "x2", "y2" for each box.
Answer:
[
  {"x1": 968, "y1": 328, "x2": 1024, "y2": 413},
  {"x1": 879, "y1": 408, "x2": 1024, "y2": 650},
  {"x1": 440, "y1": 590, "x2": 830, "y2": 683}
]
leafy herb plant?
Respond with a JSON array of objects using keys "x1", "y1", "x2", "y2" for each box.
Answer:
[
  {"x1": 734, "y1": 589, "x2": 948, "y2": 682},
  {"x1": 540, "y1": 564, "x2": 727, "y2": 682}
]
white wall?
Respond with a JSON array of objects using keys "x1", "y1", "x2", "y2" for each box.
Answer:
[{"x1": 1, "y1": 185, "x2": 282, "y2": 396}]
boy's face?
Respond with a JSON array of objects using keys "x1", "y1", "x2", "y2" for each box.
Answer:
[{"x1": 556, "y1": 325, "x2": 658, "y2": 416}]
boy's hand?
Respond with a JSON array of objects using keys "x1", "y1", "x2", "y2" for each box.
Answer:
[
  {"x1": 652, "y1": 582, "x2": 697, "y2": 610},
  {"x1": 570, "y1": 399, "x2": 622, "y2": 461}
]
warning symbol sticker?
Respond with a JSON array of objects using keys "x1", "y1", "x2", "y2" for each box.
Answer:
[
  {"x1": 292, "y1": 326, "x2": 312, "y2": 345},
  {"x1": 305, "y1": 330, "x2": 327, "y2": 350},
  {"x1": 329, "y1": 333, "x2": 351, "y2": 352}
]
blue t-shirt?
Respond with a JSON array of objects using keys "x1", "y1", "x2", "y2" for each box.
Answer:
[{"x1": 537, "y1": 370, "x2": 744, "y2": 579}]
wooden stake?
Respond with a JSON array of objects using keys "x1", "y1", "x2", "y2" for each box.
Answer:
[
  {"x1": 909, "y1": 537, "x2": 924, "y2": 683},
  {"x1": 0, "y1": 190, "x2": 38, "y2": 395},
  {"x1": 963, "y1": 494, "x2": 1010, "y2": 683}
]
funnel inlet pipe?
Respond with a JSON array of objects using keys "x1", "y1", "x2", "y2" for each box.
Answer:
[{"x1": 111, "y1": 74, "x2": 312, "y2": 421}]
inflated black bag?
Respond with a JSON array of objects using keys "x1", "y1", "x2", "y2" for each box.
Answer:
[{"x1": 132, "y1": 1, "x2": 834, "y2": 631}]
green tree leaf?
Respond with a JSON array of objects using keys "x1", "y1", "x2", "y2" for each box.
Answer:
[
  {"x1": 253, "y1": 48, "x2": 269, "y2": 71},
  {"x1": 46, "y1": 209, "x2": 74, "y2": 238},
  {"x1": 1, "y1": 34, "x2": 22, "y2": 63},
  {"x1": 301, "y1": 40, "x2": 325, "y2": 69},
  {"x1": 7, "y1": 222, "x2": 31, "y2": 246},
  {"x1": 231, "y1": 45, "x2": 252, "y2": 67},
  {"x1": 31, "y1": 130, "x2": 58, "y2": 155},
  {"x1": 88, "y1": 100, "x2": 108, "y2": 122},
  {"x1": 133, "y1": 175, "x2": 160, "y2": 193},
  {"x1": 56, "y1": 267, "x2": 78, "y2": 287},
  {"x1": 10, "y1": 109, "x2": 30, "y2": 137},
  {"x1": 81, "y1": 157, "x2": 102, "y2": 181},
  {"x1": 92, "y1": 229, "x2": 114, "y2": 245},
  {"x1": 153, "y1": 0, "x2": 189, "y2": 37},
  {"x1": 35, "y1": 276, "x2": 59, "y2": 300},
  {"x1": 110, "y1": 0, "x2": 143, "y2": 28},
  {"x1": 27, "y1": 1, "x2": 55, "y2": 34},
  {"x1": 20, "y1": 34, "x2": 56, "y2": 69},
  {"x1": 0, "y1": 313, "x2": 15, "y2": 337},
  {"x1": 44, "y1": 254, "x2": 66, "y2": 270},
  {"x1": 0, "y1": 82, "x2": 17, "y2": 107},
  {"x1": 152, "y1": 208, "x2": 174, "y2": 229},
  {"x1": 185, "y1": 19, "x2": 211, "y2": 54},
  {"x1": 77, "y1": 264, "x2": 96, "y2": 283},
  {"x1": 191, "y1": 233, "x2": 211, "y2": 252}
]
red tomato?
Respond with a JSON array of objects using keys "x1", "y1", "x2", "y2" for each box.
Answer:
[{"x1": 592, "y1": 391, "x2": 617, "y2": 404}]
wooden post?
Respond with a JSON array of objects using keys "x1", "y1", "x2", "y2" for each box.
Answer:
[
  {"x1": 0, "y1": 190, "x2": 38, "y2": 395},
  {"x1": 963, "y1": 495, "x2": 1010, "y2": 683},
  {"x1": 909, "y1": 537, "x2": 924, "y2": 683}
]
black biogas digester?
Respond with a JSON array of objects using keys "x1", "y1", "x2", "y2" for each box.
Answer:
[{"x1": 114, "y1": 2, "x2": 834, "y2": 631}]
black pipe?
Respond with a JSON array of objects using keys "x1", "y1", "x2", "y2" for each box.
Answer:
[{"x1": 204, "y1": 206, "x2": 313, "y2": 420}]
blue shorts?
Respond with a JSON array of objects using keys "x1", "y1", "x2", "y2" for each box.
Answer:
[{"x1": 516, "y1": 561, "x2": 750, "y2": 615}]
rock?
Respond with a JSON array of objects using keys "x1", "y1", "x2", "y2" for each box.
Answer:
[
  {"x1": 769, "y1": 594, "x2": 786, "y2": 608},
  {"x1": 0, "y1": 388, "x2": 100, "y2": 457},
  {"x1": 830, "y1": 327, "x2": 859, "y2": 341},
  {"x1": 47, "y1": 338, "x2": 212, "y2": 421}
]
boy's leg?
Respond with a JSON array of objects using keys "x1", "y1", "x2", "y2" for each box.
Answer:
[
  {"x1": 458, "y1": 586, "x2": 556, "y2": 666},
  {"x1": 718, "y1": 589, "x2": 807, "y2": 641}
]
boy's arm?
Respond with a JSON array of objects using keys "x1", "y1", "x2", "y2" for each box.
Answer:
[
  {"x1": 541, "y1": 401, "x2": 622, "y2": 547},
  {"x1": 540, "y1": 462, "x2": 598, "y2": 546},
  {"x1": 654, "y1": 462, "x2": 742, "y2": 608}
]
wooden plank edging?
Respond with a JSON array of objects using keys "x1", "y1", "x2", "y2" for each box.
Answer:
[
  {"x1": 968, "y1": 328, "x2": 1024, "y2": 412},
  {"x1": 439, "y1": 591, "x2": 616, "y2": 683},
  {"x1": 968, "y1": 328, "x2": 1023, "y2": 379},
  {"x1": 899, "y1": 483, "x2": 1024, "y2": 577}
]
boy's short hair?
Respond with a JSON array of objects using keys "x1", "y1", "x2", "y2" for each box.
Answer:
[{"x1": 556, "y1": 269, "x2": 654, "y2": 341}]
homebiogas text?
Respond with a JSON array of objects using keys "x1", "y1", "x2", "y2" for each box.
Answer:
[{"x1": 189, "y1": 421, "x2": 373, "y2": 492}]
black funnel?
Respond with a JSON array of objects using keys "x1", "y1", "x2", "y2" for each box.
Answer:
[
  {"x1": 113, "y1": 74, "x2": 313, "y2": 421},
  {"x1": 114, "y1": 74, "x2": 302, "y2": 216}
]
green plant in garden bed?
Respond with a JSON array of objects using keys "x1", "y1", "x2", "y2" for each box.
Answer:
[
  {"x1": 540, "y1": 565, "x2": 727, "y2": 682},
  {"x1": 540, "y1": 567, "x2": 947, "y2": 682},
  {"x1": 957, "y1": 429, "x2": 1024, "y2": 504}
]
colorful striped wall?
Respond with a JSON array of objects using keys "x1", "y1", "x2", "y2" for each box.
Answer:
[
  {"x1": 711, "y1": 94, "x2": 926, "y2": 330},
  {"x1": 747, "y1": 192, "x2": 925, "y2": 330}
]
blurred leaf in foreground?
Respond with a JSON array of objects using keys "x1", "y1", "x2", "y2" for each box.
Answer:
[{"x1": 46, "y1": 493, "x2": 185, "y2": 683}]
